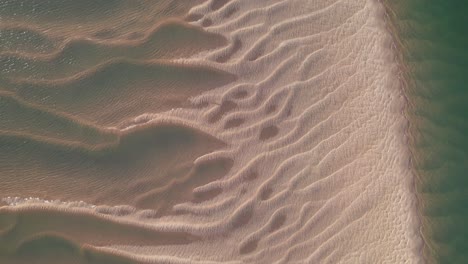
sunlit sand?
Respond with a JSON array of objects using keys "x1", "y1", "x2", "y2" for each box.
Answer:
[{"x1": 0, "y1": 0, "x2": 423, "y2": 263}]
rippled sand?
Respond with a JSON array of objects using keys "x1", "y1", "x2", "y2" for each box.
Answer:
[{"x1": 0, "y1": 0, "x2": 423, "y2": 263}]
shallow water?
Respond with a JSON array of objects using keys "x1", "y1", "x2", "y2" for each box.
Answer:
[
  {"x1": 386, "y1": 0, "x2": 468, "y2": 263},
  {"x1": 0, "y1": 1, "x2": 234, "y2": 262}
]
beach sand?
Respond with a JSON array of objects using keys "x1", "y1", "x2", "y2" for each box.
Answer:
[{"x1": 0, "y1": 0, "x2": 423, "y2": 263}]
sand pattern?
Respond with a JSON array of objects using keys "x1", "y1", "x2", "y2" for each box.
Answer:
[{"x1": 0, "y1": 0, "x2": 423, "y2": 263}]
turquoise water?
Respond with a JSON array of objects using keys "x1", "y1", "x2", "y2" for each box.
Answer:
[{"x1": 386, "y1": 1, "x2": 468, "y2": 263}]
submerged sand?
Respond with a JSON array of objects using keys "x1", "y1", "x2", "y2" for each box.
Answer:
[{"x1": 0, "y1": 0, "x2": 423, "y2": 263}]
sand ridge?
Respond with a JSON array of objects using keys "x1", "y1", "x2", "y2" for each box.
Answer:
[{"x1": 0, "y1": 0, "x2": 424, "y2": 263}]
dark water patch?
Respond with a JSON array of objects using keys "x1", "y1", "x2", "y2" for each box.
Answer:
[
  {"x1": 260, "y1": 187, "x2": 273, "y2": 201},
  {"x1": 2, "y1": 242, "x2": 139, "y2": 264},
  {"x1": 239, "y1": 239, "x2": 258, "y2": 255},
  {"x1": 15, "y1": 234, "x2": 79, "y2": 258},
  {"x1": 224, "y1": 118, "x2": 245, "y2": 129},
  {"x1": 259, "y1": 125, "x2": 279, "y2": 141},
  {"x1": 231, "y1": 207, "x2": 253, "y2": 230},
  {"x1": 125, "y1": 32, "x2": 145, "y2": 41},
  {"x1": 269, "y1": 214, "x2": 286, "y2": 233},
  {"x1": 0, "y1": 0, "x2": 123, "y2": 20},
  {"x1": 0, "y1": 131, "x2": 115, "y2": 155},
  {"x1": 208, "y1": 100, "x2": 237, "y2": 123},
  {"x1": 0, "y1": 208, "x2": 197, "y2": 263},
  {"x1": 9, "y1": 60, "x2": 235, "y2": 125},
  {"x1": 202, "y1": 18, "x2": 213, "y2": 27},
  {"x1": 0, "y1": 0, "x2": 203, "y2": 23},
  {"x1": 216, "y1": 38, "x2": 242, "y2": 63},
  {"x1": 124, "y1": 163, "x2": 192, "y2": 200},
  {"x1": 185, "y1": 13, "x2": 203, "y2": 22},
  {"x1": 0, "y1": 21, "x2": 226, "y2": 81},
  {"x1": 0, "y1": 123, "x2": 225, "y2": 206},
  {"x1": 0, "y1": 212, "x2": 16, "y2": 236},
  {"x1": 192, "y1": 187, "x2": 224, "y2": 203},
  {"x1": 0, "y1": 1, "x2": 206, "y2": 42},
  {"x1": 246, "y1": 46, "x2": 264, "y2": 62},
  {"x1": 385, "y1": 1, "x2": 468, "y2": 263},
  {"x1": 0, "y1": 91, "x2": 116, "y2": 146},
  {"x1": 93, "y1": 29, "x2": 118, "y2": 40},
  {"x1": 135, "y1": 158, "x2": 233, "y2": 214},
  {"x1": 222, "y1": 6, "x2": 238, "y2": 19},
  {"x1": 0, "y1": 27, "x2": 56, "y2": 54},
  {"x1": 233, "y1": 89, "x2": 248, "y2": 99},
  {"x1": 266, "y1": 104, "x2": 277, "y2": 115},
  {"x1": 244, "y1": 172, "x2": 258, "y2": 181},
  {"x1": 0, "y1": 208, "x2": 198, "y2": 246},
  {"x1": 211, "y1": 0, "x2": 231, "y2": 11}
]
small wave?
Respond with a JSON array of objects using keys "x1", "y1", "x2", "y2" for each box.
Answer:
[
  {"x1": 0, "y1": 20, "x2": 226, "y2": 81},
  {"x1": 0, "y1": 121, "x2": 227, "y2": 212},
  {"x1": 7, "y1": 59, "x2": 235, "y2": 125},
  {"x1": 0, "y1": 90, "x2": 117, "y2": 146}
]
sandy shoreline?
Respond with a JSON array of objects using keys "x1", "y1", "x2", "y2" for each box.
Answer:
[
  {"x1": 1, "y1": 0, "x2": 424, "y2": 263},
  {"x1": 380, "y1": 0, "x2": 430, "y2": 262}
]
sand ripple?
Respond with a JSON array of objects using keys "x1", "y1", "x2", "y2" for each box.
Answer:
[{"x1": 0, "y1": 0, "x2": 424, "y2": 263}]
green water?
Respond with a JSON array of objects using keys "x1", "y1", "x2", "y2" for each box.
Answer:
[{"x1": 386, "y1": 1, "x2": 468, "y2": 263}]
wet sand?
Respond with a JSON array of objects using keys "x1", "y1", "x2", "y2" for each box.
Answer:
[{"x1": 0, "y1": 0, "x2": 423, "y2": 263}]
